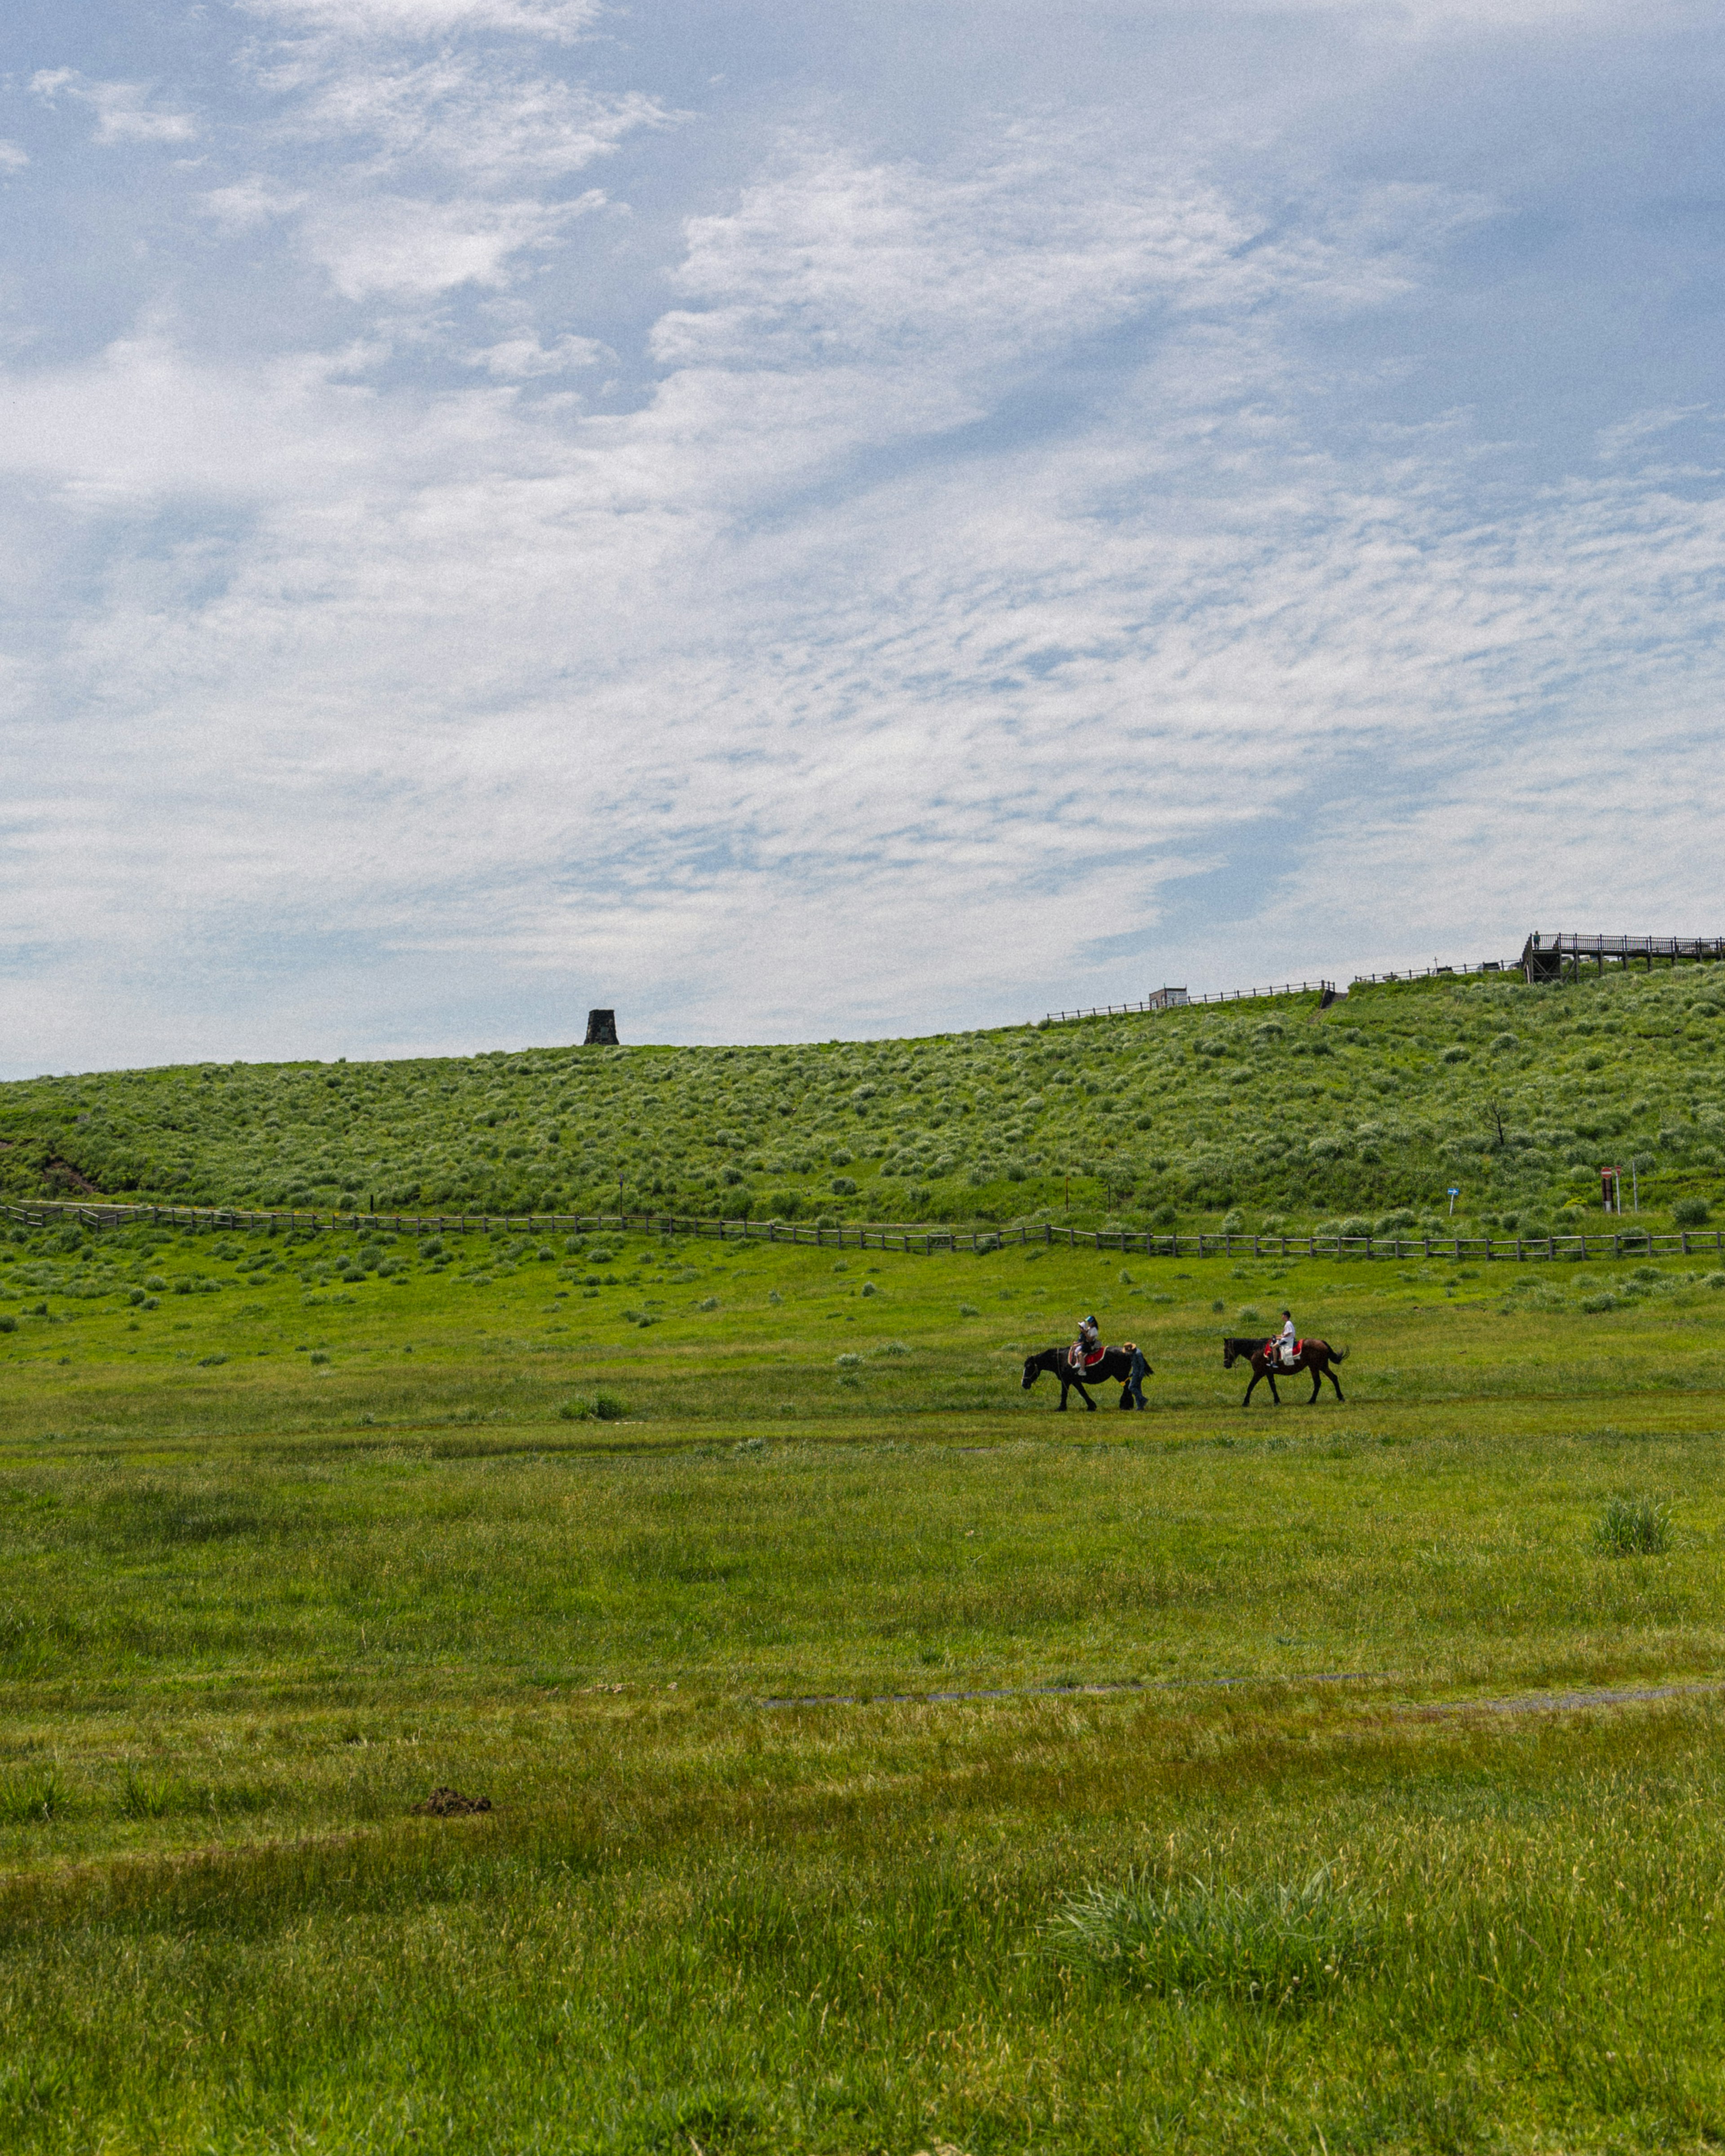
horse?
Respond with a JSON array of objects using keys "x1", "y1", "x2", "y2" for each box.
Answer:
[
  {"x1": 1022, "y1": 1344, "x2": 1151, "y2": 1412},
  {"x1": 1222, "y1": 1335, "x2": 1348, "y2": 1407}
]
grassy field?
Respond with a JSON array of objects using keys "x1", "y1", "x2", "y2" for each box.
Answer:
[
  {"x1": 6, "y1": 962, "x2": 1725, "y2": 1236},
  {"x1": 9, "y1": 1213, "x2": 1725, "y2": 2150}
]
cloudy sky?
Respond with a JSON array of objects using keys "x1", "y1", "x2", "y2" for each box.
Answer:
[{"x1": 2, "y1": 0, "x2": 1721, "y2": 1074}]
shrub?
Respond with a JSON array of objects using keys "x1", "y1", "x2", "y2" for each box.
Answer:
[
  {"x1": 830, "y1": 1177, "x2": 858, "y2": 1196},
  {"x1": 1441, "y1": 1046, "x2": 1469, "y2": 1064},
  {"x1": 860, "y1": 1281, "x2": 879, "y2": 1298},
  {"x1": 1338, "y1": 1217, "x2": 1373, "y2": 1240},
  {"x1": 0, "y1": 1316, "x2": 13, "y2": 1334},
  {"x1": 1591, "y1": 1494, "x2": 1672, "y2": 1556},
  {"x1": 1674, "y1": 1197, "x2": 1712, "y2": 1227},
  {"x1": 1221, "y1": 1210, "x2": 1243, "y2": 1233},
  {"x1": 835, "y1": 1352, "x2": 862, "y2": 1368},
  {"x1": 555, "y1": 1399, "x2": 591, "y2": 1422},
  {"x1": 592, "y1": 1392, "x2": 627, "y2": 1422},
  {"x1": 1491, "y1": 1032, "x2": 1519, "y2": 1051},
  {"x1": 1047, "y1": 1868, "x2": 1375, "y2": 2006}
]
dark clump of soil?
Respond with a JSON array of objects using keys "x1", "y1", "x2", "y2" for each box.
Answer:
[{"x1": 416, "y1": 1786, "x2": 493, "y2": 1817}]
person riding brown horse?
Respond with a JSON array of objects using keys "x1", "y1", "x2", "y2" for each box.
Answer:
[{"x1": 1221, "y1": 1333, "x2": 1348, "y2": 1406}]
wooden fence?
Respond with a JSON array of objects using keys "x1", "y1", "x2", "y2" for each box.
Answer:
[
  {"x1": 1349, "y1": 960, "x2": 1512, "y2": 987},
  {"x1": 1046, "y1": 981, "x2": 1336, "y2": 1025},
  {"x1": 6, "y1": 1197, "x2": 1721, "y2": 1268}
]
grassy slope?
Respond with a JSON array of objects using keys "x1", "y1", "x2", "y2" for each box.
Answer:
[
  {"x1": 5, "y1": 963, "x2": 1725, "y2": 1233},
  {"x1": 8, "y1": 1215, "x2": 1725, "y2": 2146}
]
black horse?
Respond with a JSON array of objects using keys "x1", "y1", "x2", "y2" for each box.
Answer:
[
  {"x1": 1022, "y1": 1344, "x2": 1150, "y2": 1412},
  {"x1": 1222, "y1": 1335, "x2": 1348, "y2": 1407}
]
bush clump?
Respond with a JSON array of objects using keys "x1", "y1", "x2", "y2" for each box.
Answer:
[
  {"x1": 1591, "y1": 1494, "x2": 1672, "y2": 1557},
  {"x1": 1047, "y1": 1868, "x2": 1375, "y2": 2007},
  {"x1": 1673, "y1": 1197, "x2": 1712, "y2": 1227}
]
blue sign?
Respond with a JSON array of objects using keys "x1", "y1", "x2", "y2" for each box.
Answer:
[{"x1": 1447, "y1": 1186, "x2": 1460, "y2": 1197}]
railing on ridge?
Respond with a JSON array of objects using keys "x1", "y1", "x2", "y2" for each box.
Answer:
[
  {"x1": 1046, "y1": 981, "x2": 1336, "y2": 1025},
  {"x1": 5, "y1": 1197, "x2": 1717, "y2": 1268},
  {"x1": 1349, "y1": 960, "x2": 1512, "y2": 986}
]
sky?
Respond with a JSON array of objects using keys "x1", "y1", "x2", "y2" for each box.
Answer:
[{"x1": 2, "y1": 0, "x2": 1722, "y2": 1074}]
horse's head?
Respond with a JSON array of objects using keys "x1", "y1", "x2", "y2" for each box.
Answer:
[
  {"x1": 1222, "y1": 1338, "x2": 1244, "y2": 1368},
  {"x1": 1021, "y1": 1353, "x2": 1042, "y2": 1390}
]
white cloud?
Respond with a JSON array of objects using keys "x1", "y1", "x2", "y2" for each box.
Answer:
[
  {"x1": 468, "y1": 331, "x2": 611, "y2": 376},
  {"x1": 281, "y1": 52, "x2": 666, "y2": 186},
  {"x1": 239, "y1": 0, "x2": 604, "y2": 41},
  {"x1": 300, "y1": 188, "x2": 604, "y2": 298},
  {"x1": 197, "y1": 176, "x2": 308, "y2": 230},
  {"x1": 29, "y1": 69, "x2": 196, "y2": 145},
  {"x1": 0, "y1": 141, "x2": 28, "y2": 172}
]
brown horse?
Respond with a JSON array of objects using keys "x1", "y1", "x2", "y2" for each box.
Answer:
[{"x1": 1222, "y1": 1335, "x2": 1348, "y2": 1407}]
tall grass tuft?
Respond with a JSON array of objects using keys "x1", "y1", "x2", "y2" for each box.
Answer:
[
  {"x1": 0, "y1": 1774, "x2": 71, "y2": 1826},
  {"x1": 1047, "y1": 1867, "x2": 1375, "y2": 2007},
  {"x1": 1591, "y1": 1493, "x2": 1672, "y2": 1556}
]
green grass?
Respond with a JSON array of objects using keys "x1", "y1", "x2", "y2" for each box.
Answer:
[
  {"x1": 9, "y1": 1218, "x2": 1725, "y2": 2147},
  {"x1": 6, "y1": 960, "x2": 1725, "y2": 1236}
]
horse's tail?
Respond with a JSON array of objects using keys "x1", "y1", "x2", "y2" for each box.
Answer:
[{"x1": 1327, "y1": 1342, "x2": 1349, "y2": 1363}]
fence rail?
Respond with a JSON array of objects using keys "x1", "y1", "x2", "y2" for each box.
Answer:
[
  {"x1": 7, "y1": 1197, "x2": 1720, "y2": 1268},
  {"x1": 1350, "y1": 960, "x2": 1512, "y2": 986},
  {"x1": 1046, "y1": 981, "x2": 1336, "y2": 1025},
  {"x1": 1053, "y1": 933, "x2": 1725, "y2": 1015}
]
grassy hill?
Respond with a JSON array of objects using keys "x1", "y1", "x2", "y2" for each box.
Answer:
[{"x1": 4, "y1": 963, "x2": 1724, "y2": 1235}]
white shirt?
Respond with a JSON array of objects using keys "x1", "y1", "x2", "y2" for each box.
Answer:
[{"x1": 1280, "y1": 1319, "x2": 1296, "y2": 1344}]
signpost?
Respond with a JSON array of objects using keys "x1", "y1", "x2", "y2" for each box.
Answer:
[
  {"x1": 1447, "y1": 1186, "x2": 1460, "y2": 1215},
  {"x1": 1602, "y1": 1166, "x2": 1623, "y2": 1215}
]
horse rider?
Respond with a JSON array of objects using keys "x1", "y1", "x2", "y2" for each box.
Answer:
[
  {"x1": 1275, "y1": 1309, "x2": 1296, "y2": 1367},
  {"x1": 1072, "y1": 1312, "x2": 1101, "y2": 1369}
]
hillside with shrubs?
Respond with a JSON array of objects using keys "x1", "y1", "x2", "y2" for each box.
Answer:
[{"x1": 3, "y1": 968, "x2": 1723, "y2": 1235}]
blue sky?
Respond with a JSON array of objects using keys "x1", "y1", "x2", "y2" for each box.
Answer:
[{"x1": 2, "y1": 0, "x2": 1721, "y2": 1073}]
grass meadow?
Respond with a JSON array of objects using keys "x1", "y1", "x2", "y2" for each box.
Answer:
[{"x1": 9, "y1": 1215, "x2": 1725, "y2": 2148}]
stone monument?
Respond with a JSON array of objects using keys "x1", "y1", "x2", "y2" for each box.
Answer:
[{"x1": 584, "y1": 1008, "x2": 619, "y2": 1045}]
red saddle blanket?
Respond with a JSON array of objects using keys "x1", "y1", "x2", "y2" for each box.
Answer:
[
  {"x1": 1265, "y1": 1338, "x2": 1305, "y2": 1358},
  {"x1": 1066, "y1": 1344, "x2": 1109, "y2": 1371}
]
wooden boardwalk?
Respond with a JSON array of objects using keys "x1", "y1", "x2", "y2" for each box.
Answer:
[{"x1": 1522, "y1": 933, "x2": 1725, "y2": 981}]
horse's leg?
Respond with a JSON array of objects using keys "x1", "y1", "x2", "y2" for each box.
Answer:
[
  {"x1": 1267, "y1": 1370, "x2": 1281, "y2": 1404},
  {"x1": 1074, "y1": 1380, "x2": 1097, "y2": 1413},
  {"x1": 1242, "y1": 1370, "x2": 1258, "y2": 1407},
  {"x1": 1057, "y1": 1376, "x2": 1070, "y2": 1411},
  {"x1": 1326, "y1": 1358, "x2": 1345, "y2": 1401}
]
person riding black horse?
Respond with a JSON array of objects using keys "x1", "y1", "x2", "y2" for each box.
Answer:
[{"x1": 1067, "y1": 1313, "x2": 1147, "y2": 1409}]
